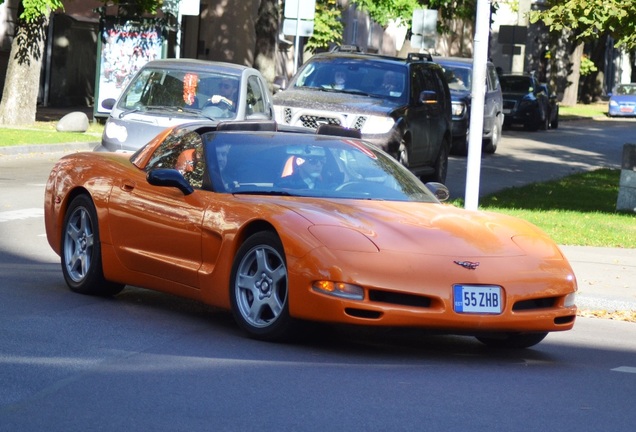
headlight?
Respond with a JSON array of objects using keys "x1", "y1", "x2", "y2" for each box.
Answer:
[
  {"x1": 360, "y1": 115, "x2": 395, "y2": 134},
  {"x1": 564, "y1": 292, "x2": 576, "y2": 307},
  {"x1": 104, "y1": 121, "x2": 128, "y2": 142},
  {"x1": 609, "y1": 100, "x2": 618, "y2": 107},
  {"x1": 451, "y1": 101, "x2": 466, "y2": 117},
  {"x1": 313, "y1": 281, "x2": 364, "y2": 300}
]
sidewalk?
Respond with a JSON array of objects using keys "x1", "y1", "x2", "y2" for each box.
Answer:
[{"x1": 560, "y1": 246, "x2": 636, "y2": 313}]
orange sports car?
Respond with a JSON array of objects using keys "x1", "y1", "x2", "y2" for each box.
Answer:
[{"x1": 44, "y1": 121, "x2": 577, "y2": 348}]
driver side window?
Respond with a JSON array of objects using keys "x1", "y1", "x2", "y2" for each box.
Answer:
[{"x1": 145, "y1": 130, "x2": 206, "y2": 189}]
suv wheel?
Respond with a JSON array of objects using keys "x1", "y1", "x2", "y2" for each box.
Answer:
[
  {"x1": 483, "y1": 116, "x2": 501, "y2": 154},
  {"x1": 423, "y1": 139, "x2": 450, "y2": 183},
  {"x1": 396, "y1": 138, "x2": 409, "y2": 167}
]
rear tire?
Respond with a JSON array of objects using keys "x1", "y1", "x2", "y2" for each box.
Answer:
[{"x1": 61, "y1": 194, "x2": 124, "y2": 296}]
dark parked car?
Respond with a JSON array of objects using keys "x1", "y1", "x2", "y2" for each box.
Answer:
[
  {"x1": 538, "y1": 82, "x2": 559, "y2": 128},
  {"x1": 435, "y1": 57, "x2": 504, "y2": 155},
  {"x1": 272, "y1": 47, "x2": 452, "y2": 183},
  {"x1": 97, "y1": 59, "x2": 275, "y2": 152},
  {"x1": 500, "y1": 74, "x2": 550, "y2": 131}
]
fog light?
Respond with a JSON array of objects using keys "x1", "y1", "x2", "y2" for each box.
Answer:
[
  {"x1": 564, "y1": 292, "x2": 576, "y2": 307},
  {"x1": 313, "y1": 281, "x2": 364, "y2": 300}
]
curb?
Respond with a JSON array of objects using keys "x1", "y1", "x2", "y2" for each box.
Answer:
[{"x1": 0, "y1": 142, "x2": 98, "y2": 156}]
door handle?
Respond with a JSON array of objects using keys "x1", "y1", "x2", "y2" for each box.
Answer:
[{"x1": 121, "y1": 180, "x2": 135, "y2": 192}]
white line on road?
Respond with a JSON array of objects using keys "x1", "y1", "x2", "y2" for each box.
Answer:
[
  {"x1": 0, "y1": 208, "x2": 43, "y2": 222},
  {"x1": 611, "y1": 366, "x2": 636, "y2": 374}
]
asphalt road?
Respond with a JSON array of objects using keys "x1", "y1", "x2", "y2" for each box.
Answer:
[
  {"x1": 1, "y1": 118, "x2": 635, "y2": 431},
  {"x1": 446, "y1": 117, "x2": 634, "y2": 199}
]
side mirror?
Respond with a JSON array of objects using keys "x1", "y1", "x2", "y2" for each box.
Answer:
[
  {"x1": 425, "y1": 182, "x2": 450, "y2": 202},
  {"x1": 147, "y1": 169, "x2": 194, "y2": 195},
  {"x1": 273, "y1": 76, "x2": 288, "y2": 93},
  {"x1": 101, "y1": 98, "x2": 116, "y2": 110},
  {"x1": 419, "y1": 90, "x2": 438, "y2": 105}
]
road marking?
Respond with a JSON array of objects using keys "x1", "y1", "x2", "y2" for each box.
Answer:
[
  {"x1": 0, "y1": 208, "x2": 43, "y2": 222},
  {"x1": 611, "y1": 366, "x2": 636, "y2": 374}
]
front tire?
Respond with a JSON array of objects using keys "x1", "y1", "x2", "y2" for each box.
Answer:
[
  {"x1": 483, "y1": 116, "x2": 501, "y2": 154},
  {"x1": 230, "y1": 231, "x2": 294, "y2": 341},
  {"x1": 424, "y1": 139, "x2": 450, "y2": 183},
  {"x1": 61, "y1": 194, "x2": 124, "y2": 296},
  {"x1": 476, "y1": 332, "x2": 548, "y2": 349}
]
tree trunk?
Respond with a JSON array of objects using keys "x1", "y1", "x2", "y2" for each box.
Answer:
[
  {"x1": 562, "y1": 42, "x2": 583, "y2": 106},
  {"x1": 253, "y1": 0, "x2": 279, "y2": 89},
  {"x1": 0, "y1": 12, "x2": 50, "y2": 125}
]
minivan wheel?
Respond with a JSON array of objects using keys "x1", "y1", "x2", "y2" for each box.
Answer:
[{"x1": 483, "y1": 118, "x2": 500, "y2": 154}]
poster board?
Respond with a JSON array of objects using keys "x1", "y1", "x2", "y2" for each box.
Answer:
[{"x1": 94, "y1": 17, "x2": 166, "y2": 118}]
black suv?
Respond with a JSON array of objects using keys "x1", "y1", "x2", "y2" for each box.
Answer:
[
  {"x1": 272, "y1": 47, "x2": 452, "y2": 183},
  {"x1": 500, "y1": 74, "x2": 550, "y2": 131}
]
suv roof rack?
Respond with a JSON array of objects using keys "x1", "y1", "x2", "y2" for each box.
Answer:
[
  {"x1": 407, "y1": 52, "x2": 433, "y2": 62},
  {"x1": 330, "y1": 44, "x2": 363, "y2": 53}
]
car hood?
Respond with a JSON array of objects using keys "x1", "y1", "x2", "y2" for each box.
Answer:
[
  {"x1": 610, "y1": 95, "x2": 636, "y2": 103},
  {"x1": 273, "y1": 88, "x2": 400, "y2": 115},
  {"x1": 270, "y1": 198, "x2": 556, "y2": 258}
]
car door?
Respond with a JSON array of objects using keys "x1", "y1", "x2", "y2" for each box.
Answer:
[
  {"x1": 107, "y1": 131, "x2": 207, "y2": 288},
  {"x1": 406, "y1": 64, "x2": 440, "y2": 167}
]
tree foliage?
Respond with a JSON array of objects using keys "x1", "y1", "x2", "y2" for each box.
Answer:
[
  {"x1": 306, "y1": 0, "x2": 344, "y2": 52},
  {"x1": 529, "y1": 0, "x2": 636, "y2": 49},
  {"x1": 350, "y1": 0, "x2": 478, "y2": 29}
]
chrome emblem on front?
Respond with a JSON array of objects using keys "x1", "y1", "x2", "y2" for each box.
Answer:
[{"x1": 454, "y1": 260, "x2": 480, "y2": 270}]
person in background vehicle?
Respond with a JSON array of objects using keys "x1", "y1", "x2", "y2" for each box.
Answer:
[
  {"x1": 207, "y1": 78, "x2": 238, "y2": 111},
  {"x1": 279, "y1": 149, "x2": 328, "y2": 190}
]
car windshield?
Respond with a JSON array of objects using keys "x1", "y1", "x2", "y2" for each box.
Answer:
[
  {"x1": 501, "y1": 76, "x2": 533, "y2": 93},
  {"x1": 615, "y1": 84, "x2": 636, "y2": 95},
  {"x1": 203, "y1": 132, "x2": 438, "y2": 202},
  {"x1": 116, "y1": 67, "x2": 240, "y2": 120},
  {"x1": 292, "y1": 58, "x2": 407, "y2": 101},
  {"x1": 441, "y1": 65, "x2": 472, "y2": 91}
]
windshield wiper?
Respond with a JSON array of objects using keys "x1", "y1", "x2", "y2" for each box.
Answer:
[{"x1": 232, "y1": 190, "x2": 299, "y2": 196}]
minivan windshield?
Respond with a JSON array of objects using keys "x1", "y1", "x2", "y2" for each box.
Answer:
[{"x1": 117, "y1": 68, "x2": 240, "y2": 119}]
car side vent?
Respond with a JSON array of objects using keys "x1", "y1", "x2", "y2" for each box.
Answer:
[
  {"x1": 368, "y1": 290, "x2": 432, "y2": 308},
  {"x1": 512, "y1": 297, "x2": 557, "y2": 311}
]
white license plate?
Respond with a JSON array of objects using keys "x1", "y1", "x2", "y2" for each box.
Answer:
[{"x1": 454, "y1": 285, "x2": 502, "y2": 314}]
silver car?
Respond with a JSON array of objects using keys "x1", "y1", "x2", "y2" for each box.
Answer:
[{"x1": 96, "y1": 59, "x2": 274, "y2": 152}]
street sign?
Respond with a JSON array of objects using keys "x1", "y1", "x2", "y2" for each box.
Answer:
[
  {"x1": 283, "y1": 19, "x2": 315, "y2": 37},
  {"x1": 284, "y1": 0, "x2": 316, "y2": 20}
]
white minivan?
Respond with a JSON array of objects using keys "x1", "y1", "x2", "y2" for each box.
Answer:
[{"x1": 96, "y1": 59, "x2": 275, "y2": 152}]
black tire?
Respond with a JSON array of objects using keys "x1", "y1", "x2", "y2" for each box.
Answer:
[
  {"x1": 424, "y1": 139, "x2": 450, "y2": 183},
  {"x1": 61, "y1": 194, "x2": 124, "y2": 296},
  {"x1": 476, "y1": 332, "x2": 548, "y2": 349},
  {"x1": 483, "y1": 117, "x2": 501, "y2": 154},
  {"x1": 551, "y1": 108, "x2": 559, "y2": 129},
  {"x1": 451, "y1": 137, "x2": 468, "y2": 156},
  {"x1": 540, "y1": 111, "x2": 549, "y2": 130},
  {"x1": 396, "y1": 137, "x2": 409, "y2": 168},
  {"x1": 230, "y1": 231, "x2": 294, "y2": 341}
]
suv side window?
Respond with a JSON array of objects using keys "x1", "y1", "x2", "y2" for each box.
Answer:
[
  {"x1": 487, "y1": 65, "x2": 499, "y2": 92},
  {"x1": 246, "y1": 75, "x2": 267, "y2": 117}
]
